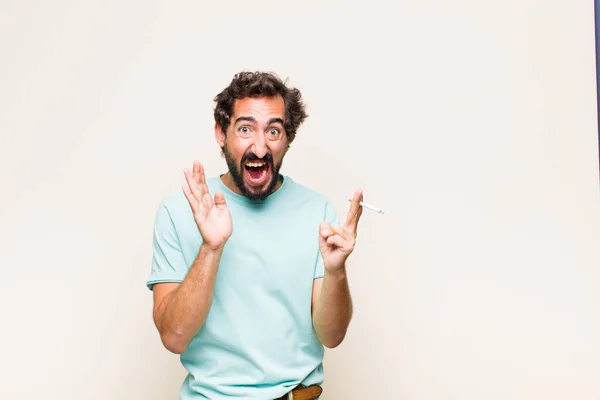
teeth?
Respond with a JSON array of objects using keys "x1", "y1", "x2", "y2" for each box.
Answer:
[
  {"x1": 246, "y1": 162, "x2": 265, "y2": 167},
  {"x1": 248, "y1": 168, "x2": 268, "y2": 181}
]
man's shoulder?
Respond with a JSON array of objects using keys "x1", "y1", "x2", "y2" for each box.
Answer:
[
  {"x1": 154, "y1": 190, "x2": 193, "y2": 227},
  {"x1": 286, "y1": 176, "x2": 331, "y2": 204},
  {"x1": 285, "y1": 176, "x2": 339, "y2": 222},
  {"x1": 284, "y1": 176, "x2": 339, "y2": 219},
  {"x1": 155, "y1": 176, "x2": 221, "y2": 216},
  {"x1": 158, "y1": 190, "x2": 188, "y2": 211}
]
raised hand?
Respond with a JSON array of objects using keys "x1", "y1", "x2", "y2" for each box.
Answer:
[
  {"x1": 318, "y1": 189, "x2": 363, "y2": 273},
  {"x1": 182, "y1": 161, "x2": 232, "y2": 251}
]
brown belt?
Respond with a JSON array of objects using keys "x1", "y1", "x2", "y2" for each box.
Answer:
[{"x1": 274, "y1": 384, "x2": 323, "y2": 400}]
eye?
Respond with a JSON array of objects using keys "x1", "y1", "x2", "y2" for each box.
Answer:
[
  {"x1": 237, "y1": 126, "x2": 252, "y2": 137},
  {"x1": 268, "y1": 128, "x2": 280, "y2": 137}
]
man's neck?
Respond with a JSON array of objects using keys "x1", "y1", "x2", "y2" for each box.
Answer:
[{"x1": 220, "y1": 172, "x2": 242, "y2": 195}]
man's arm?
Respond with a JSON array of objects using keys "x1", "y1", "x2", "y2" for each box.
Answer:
[
  {"x1": 311, "y1": 189, "x2": 363, "y2": 348},
  {"x1": 151, "y1": 160, "x2": 232, "y2": 354},
  {"x1": 311, "y1": 271, "x2": 353, "y2": 348},
  {"x1": 152, "y1": 244, "x2": 222, "y2": 354}
]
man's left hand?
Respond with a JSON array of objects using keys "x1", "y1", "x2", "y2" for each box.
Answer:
[{"x1": 319, "y1": 189, "x2": 364, "y2": 273}]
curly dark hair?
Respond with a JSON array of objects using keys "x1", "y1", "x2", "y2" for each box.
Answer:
[{"x1": 213, "y1": 71, "x2": 308, "y2": 143}]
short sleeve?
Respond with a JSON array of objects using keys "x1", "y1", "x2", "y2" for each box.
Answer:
[
  {"x1": 314, "y1": 199, "x2": 340, "y2": 279},
  {"x1": 146, "y1": 201, "x2": 189, "y2": 290}
]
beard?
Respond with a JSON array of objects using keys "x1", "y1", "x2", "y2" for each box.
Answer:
[{"x1": 222, "y1": 143, "x2": 284, "y2": 201}]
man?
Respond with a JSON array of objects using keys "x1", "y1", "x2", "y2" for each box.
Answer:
[{"x1": 147, "y1": 71, "x2": 363, "y2": 399}]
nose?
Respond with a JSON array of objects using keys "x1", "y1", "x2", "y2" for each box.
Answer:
[{"x1": 252, "y1": 134, "x2": 268, "y2": 159}]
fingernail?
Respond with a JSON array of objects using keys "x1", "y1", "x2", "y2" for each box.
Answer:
[{"x1": 322, "y1": 229, "x2": 330, "y2": 236}]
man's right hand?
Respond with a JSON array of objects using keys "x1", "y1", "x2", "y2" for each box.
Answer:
[{"x1": 182, "y1": 161, "x2": 232, "y2": 251}]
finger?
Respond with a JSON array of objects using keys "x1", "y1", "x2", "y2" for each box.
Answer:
[
  {"x1": 203, "y1": 192, "x2": 214, "y2": 210},
  {"x1": 195, "y1": 162, "x2": 208, "y2": 196},
  {"x1": 184, "y1": 168, "x2": 205, "y2": 201},
  {"x1": 184, "y1": 169, "x2": 198, "y2": 197},
  {"x1": 200, "y1": 182, "x2": 209, "y2": 197},
  {"x1": 193, "y1": 160, "x2": 205, "y2": 185},
  {"x1": 182, "y1": 184, "x2": 198, "y2": 214},
  {"x1": 326, "y1": 234, "x2": 346, "y2": 249},
  {"x1": 214, "y1": 192, "x2": 227, "y2": 209},
  {"x1": 319, "y1": 222, "x2": 331, "y2": 251},
  {"x1": 331, "y1": 225, "x2": 353, "y2": 241},
  {"x1": 192, "y1": 161, "x2": 200, "y2": 184},
  {"x1": 319, "y1": 221, "x2": 333, "y2": 239},
  {"x1": 344, "y1": 189, "x2": 364, "y2": 233},
  {"x1": 198, "y1": 161, "x2": 206, "y2": 185}
]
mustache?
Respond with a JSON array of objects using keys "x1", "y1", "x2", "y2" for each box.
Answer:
[{"x1": 242, "y1": 152, "x2": 273, "y2": 163}]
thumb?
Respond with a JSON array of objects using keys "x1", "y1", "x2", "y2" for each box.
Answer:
[{"x1": 214, "y1": 192, "x2": 227, "y2": 209}]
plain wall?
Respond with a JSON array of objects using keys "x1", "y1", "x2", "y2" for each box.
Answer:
[{"x1": 1, "y1": 1, "x2": 600, "y2": 399}]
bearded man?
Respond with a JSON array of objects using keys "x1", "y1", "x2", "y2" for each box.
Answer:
[{"x1": 147, "y1": 71, "x2": 363, "y2": 400}]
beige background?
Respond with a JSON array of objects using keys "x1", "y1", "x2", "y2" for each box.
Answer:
[{"x1": 1, "y1": 0, "x2": 600, "y2": 399}]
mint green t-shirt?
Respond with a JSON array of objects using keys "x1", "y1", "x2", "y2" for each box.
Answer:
[{"x1": 147, "y1": 175, "x2": 339, "y2": 399}]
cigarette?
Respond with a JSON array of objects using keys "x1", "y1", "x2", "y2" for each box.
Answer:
[{"x1": 348, "y1": 199, "x2": 386, "y2": 214}]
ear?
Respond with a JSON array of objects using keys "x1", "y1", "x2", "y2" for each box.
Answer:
[{"x1": 215, "y1": 123, "x2": 226, "y2": 147}]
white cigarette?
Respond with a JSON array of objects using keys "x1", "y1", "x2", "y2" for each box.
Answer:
[{"x1": 348, "y1": 199, "x2": 386, "y2": 214}]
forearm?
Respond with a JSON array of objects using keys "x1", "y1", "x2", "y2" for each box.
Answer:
[
  {"x1": 155, "y1": 244, "x2": 222, "y2": 353},
  {"x1": 312, "y1": 268, "x2": 353, "y2": 348}
]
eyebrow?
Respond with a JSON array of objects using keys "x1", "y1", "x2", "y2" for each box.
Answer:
[
  {"x1": 234, "y1": 116, "x2": 256, "y2": 125},
  {"x1": 267, "y1": 117, "x2": 284, "y2": 126},
  {"x1": 234, "y1": 116, "x2": 284, "y2": 125}
]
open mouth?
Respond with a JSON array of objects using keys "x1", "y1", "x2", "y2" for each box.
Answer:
[{"x1": 244, "y1": 160, "x2": 271, "y2": 186}]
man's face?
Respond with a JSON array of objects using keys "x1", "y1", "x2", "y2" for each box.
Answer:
[{"x1": 216, "y1": 95, "x2": 289, "y2": 201}]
